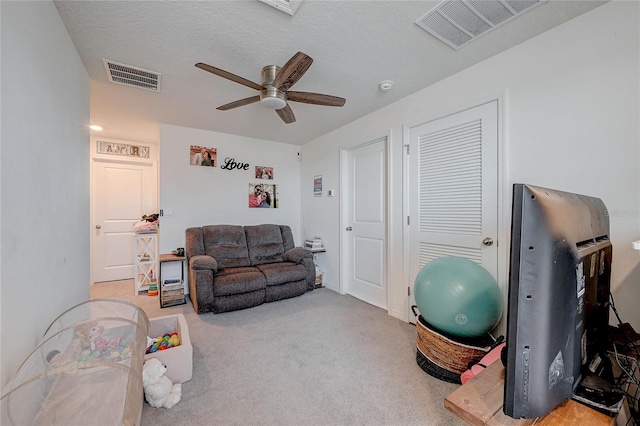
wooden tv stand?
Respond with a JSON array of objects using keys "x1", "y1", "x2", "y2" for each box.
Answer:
[{"x1": 444, "y1": 361, "x2": 614, "y2": 426}]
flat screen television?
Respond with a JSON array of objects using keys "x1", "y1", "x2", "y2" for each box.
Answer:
[{"x1": 503, "y1": 183, "x2": 613, "y2": 419}]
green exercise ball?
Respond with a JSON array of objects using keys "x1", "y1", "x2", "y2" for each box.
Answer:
[{"x1": 413, "y1": 256, "x2": 503, "y2": 338}]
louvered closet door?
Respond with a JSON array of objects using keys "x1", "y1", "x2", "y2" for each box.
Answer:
[{"x1": 407, "y1": 101, "x2": 498, "y2": 322}]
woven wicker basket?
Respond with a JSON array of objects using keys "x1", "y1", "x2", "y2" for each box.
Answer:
[{"x1": 415, "y1": 315, "x2": 494, "y2": 383}]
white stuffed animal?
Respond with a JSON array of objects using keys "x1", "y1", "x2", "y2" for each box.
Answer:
[{"x1": 142, "y1": 358, "x2": 182, "y2": 409}]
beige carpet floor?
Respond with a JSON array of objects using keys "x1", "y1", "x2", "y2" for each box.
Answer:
[{"x1": 91, "y1": 280, "x2": 463, "y2": 425}]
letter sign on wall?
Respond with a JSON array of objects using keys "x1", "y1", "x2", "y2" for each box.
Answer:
[{"x1": 220, "y1": 157, "x2": 250, "y2": 171}]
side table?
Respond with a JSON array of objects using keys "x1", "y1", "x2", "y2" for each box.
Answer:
[
  {"x1": 309, "y1": 248, "x2": 326, "y2": 288},
  {"x1": 159, "y1": 254, "x2": 186, "y2": 308}
]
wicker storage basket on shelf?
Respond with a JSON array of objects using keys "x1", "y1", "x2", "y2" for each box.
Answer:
[{"x1": 415, "y1": 313, "x2": 495, "y2": 383}]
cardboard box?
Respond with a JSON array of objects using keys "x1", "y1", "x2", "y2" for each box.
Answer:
[{"x1": 145, "y1": 313, "x2": 192, "y2": 383}]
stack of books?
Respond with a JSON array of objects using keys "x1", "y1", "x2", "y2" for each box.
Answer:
[{"x1": 305, "y1": 238, "x2": 324, "y2": 250}]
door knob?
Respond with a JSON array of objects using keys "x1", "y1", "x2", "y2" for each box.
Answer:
[
  {"x1": 346, "y1": 226, "x2": 352, "y2": 231},
  {"x1": 95, "y1": 225, "x2": 102, "y2": 229},
  {"x1": 482, "y1": 237, "x2": 494, "y2": 247}
]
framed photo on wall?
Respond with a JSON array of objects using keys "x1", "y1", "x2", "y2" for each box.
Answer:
[
  {"x1": 190, "y1": 145, "x2": 217, "y2": 167},
  {"x1": 314, "y1": 175, "x2": 322, "y2": 197},
  {"x1": 249, "y1": 183, "x2": 278, "y2": 208},
  {"x1": 255, "y1": 166, "x2": 274, "y2": 180}
]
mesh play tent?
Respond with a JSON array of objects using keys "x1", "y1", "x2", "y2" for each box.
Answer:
[{"x1": 1, "y1": 299, "x2": 149, "y2": 425}]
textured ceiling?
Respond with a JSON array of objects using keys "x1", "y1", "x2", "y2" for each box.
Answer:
[{"x1": 54, "y1": 1, "x2": 606, "y2": 145}]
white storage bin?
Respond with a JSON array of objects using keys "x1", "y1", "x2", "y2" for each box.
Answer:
[{"x1": 145, "y1": 313, "x2": 192, "y2": 383}]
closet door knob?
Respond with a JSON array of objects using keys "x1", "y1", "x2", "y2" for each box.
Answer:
[
  {"x1": 96, "y1": 225, "x2": 102, "y2": 230},
  {"x1": 482, "y1": 237, "x2": 494, "y2": 246}
]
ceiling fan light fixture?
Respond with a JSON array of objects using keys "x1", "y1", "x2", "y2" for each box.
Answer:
[
  {"x1": 261, "y1": 96, "x2": 287, "y2": 110},
  {"x1": 260, "y1": 86, "x2": 287, "y2": 109}
]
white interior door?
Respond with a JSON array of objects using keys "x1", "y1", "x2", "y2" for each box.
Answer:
[
  {"x1": 92, "y1": 158, "x2": 157, "y2": 283},
  {"x1": 407, "y1": 101, "x2": 498, "y2": 322},
  {"x1": 345, "y1": 138, "x2": 388, "y2": 309}
]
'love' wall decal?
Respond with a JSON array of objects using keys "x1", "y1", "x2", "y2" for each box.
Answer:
[{"x1": 220, "y1": 157, "x2": 250, "y2": 171}]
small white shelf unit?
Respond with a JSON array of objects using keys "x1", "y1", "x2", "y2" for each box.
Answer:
[{"x1": 134, "y1": 233, "x2": 158, "y2": 294}]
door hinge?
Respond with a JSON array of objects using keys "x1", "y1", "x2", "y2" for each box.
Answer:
[
  {"x1": 408, "y1": 286, "x2": 411, "y2": 296},
  {"x1": 405, "y1": 144, "x2": 410, "y2": 155},
  {"x1": 407, "y1": 216, "x2": 410, "y2": 225}
]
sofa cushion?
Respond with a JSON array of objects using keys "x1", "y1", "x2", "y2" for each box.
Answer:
[
  {"x1": 256, "y1": 262, "x2": 309, "y2": 286},
  {"x1": 185, "y1": 227, "x2": 205, "y2": 258},
  {"x1": 212, "y1": 290, "x2": 265, "y2": 313},
  {"x1": 265, "y1": 279, "x2": 308, "y2": 302},
  {"x1": 203, "y1": 225, "x2": 251, "y2": 269},
  {"x1": 213, "y1": 267, "x2": 266, "y2": 296},
  {"x1": 245, "y1": 224, "x2": 285, "y2": 266},
  {"x1": 279, "y1": 225, "x2": 295, "y2": 252}
]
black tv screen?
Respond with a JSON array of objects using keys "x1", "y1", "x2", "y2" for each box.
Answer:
[{"x1": 503, "y1": 184, "x2": 612, "y2": 419}]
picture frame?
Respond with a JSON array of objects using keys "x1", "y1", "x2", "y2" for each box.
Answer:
[
  {"x1": 190, "y1": 145, "x2": 217, "y2": 167},
  {"x1": 255, "y1": 166, "x2": 274, "y2": 180},
  {"x1": 249, "y1": 183, "x2": 278, "y2": 208}
]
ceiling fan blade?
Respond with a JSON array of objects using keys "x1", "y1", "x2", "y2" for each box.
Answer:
[
  {"x1": 195, "y1": 62, "x2": 263, "y2": 91},
  {"x1": 272, "y1": 52, "x2": 313, "y2": 91},
  {"x1": 287, "y1": 91, "x2": 346, "y2": 107},
  {"x1": 276, "y1": 104, "x2": 296, "y2": 124},
  {"x1": 217, "y1": 96, "x2": 261, "y2": 111}
]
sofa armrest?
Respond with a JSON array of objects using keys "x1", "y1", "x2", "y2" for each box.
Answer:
[
  {"x1": 189, "y1": 255, "x2": 218, "y2": 273},
  {"x1": 283, "y1": 247, "x2": 313, "y2": 264}
]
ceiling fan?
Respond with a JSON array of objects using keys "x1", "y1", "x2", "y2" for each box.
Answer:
[{"x1": 195, "y1": 52, "x2": 346, "y2": 124}]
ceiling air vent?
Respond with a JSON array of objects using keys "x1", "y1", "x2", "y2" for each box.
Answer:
[
  {"x1": 416, "y1": 0, "x2": 546, "y2": 50},
  {"x1": 103, "y1": 59, "x2": 161, "y2": 92},
  {"x1": 258, "y1": 0, "x2": 302, "y2": 16}
]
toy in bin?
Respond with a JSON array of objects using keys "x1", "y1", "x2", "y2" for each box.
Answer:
[
  {"x1": 57, "y1": 321, "x2": 137, "y2": 364},
  {"x1": 146, "y1": 333, "x2": 180, "y2": 354}
]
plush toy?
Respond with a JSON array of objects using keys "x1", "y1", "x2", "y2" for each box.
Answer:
[
  {"x1": 142, "y1": 358, "x2": 182, "y2": 409},
  {"x1": 75, "y1": 321, "x2": 105, "y2": 352}
]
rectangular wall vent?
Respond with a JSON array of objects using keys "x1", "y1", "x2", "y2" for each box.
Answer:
[
  {"x1": 258, "y1": 0, "x2": 302, "y2": 16},
  {"x1": 103, "y1": 59, "x2": 161, "y2": 92},
  {"x1": 415, "y1": 0, "x2": 546, "y2": 50}
]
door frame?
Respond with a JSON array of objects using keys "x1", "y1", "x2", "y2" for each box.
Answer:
[
  {"x1": 339, "y1": 133, "x2": 391, "y2": 304},
  {"x1": 90, "y1": 150, "x2": 158, "y2": 284},
  {"x1": 402, "y1": 94, "x2": 508, "y2": 328}
]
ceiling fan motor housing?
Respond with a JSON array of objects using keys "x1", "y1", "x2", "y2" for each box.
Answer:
[{"x1": 260, "y1": 65, "x2": 287, "y2": 109}]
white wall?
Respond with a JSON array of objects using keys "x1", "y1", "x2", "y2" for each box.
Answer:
[
  {"x1": 159, "y1": 124, "x2": 303, "y2": 257},
  {"x1": 301, "y1": 1, "x2": 640, "y2": 329},
  {"x1": 1, "y1": 1, "x2": 90, "y2": 387}
]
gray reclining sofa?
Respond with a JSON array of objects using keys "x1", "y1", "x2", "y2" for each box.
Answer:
[{"x1": 185, "y1": 224, "x2": 315, "y2": 314}]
